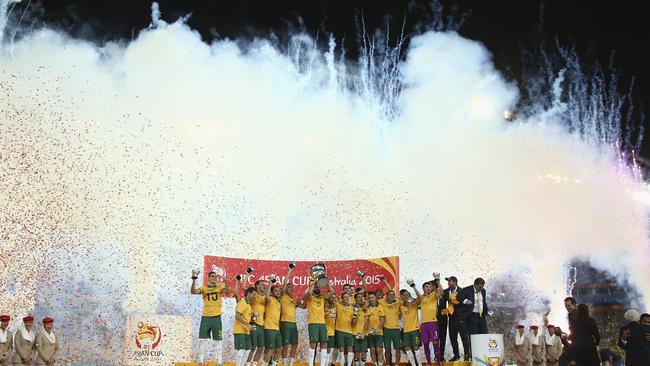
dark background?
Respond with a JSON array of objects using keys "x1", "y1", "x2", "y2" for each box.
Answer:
[{"x1": 7, "y1": 0, "x2": 650, "y2": 157}]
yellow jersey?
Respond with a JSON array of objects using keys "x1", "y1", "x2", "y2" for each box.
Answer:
[
  {"x1": 401, "y1": 302, "x2": 420, "y2": 332},
  {"x1": 420, "y1": 292, "x2": 439, "y2": 323},
  {"x1": 280, "y1": 294, "x2": 297, "y2": 323},
  {"x1": 335, "y1": 302, "x2": 354, "y2": 333},
  {"x1": 264, "y1": 296, "x2": 281, "y2": 330},
  {"x1": 306, "y1": 295, "x2": 325, "y2": 324},
  {"x1": 380, "y1": 299, "x2": 402, "y2": 329},
  {"x1": 234, "y1": 298, "x2": 252, "y2": 335},
  {"x1": 200, "y1": 284, "x2": 226, "y2": 316},
  {"x1": 366, "y1": 305, "x2": 385, "y2": 335},
  {"x1": 325, "y1": 306, "x2": 337, "y2": 336},
  {"x1": 352, "y1": 307, "x2": 369, "y2": 335},
  {"x1": 251, "y1": 293, "x2": 266, "y2": 326}
]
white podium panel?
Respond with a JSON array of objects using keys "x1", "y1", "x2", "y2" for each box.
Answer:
[{"x1": 470, "y1": 334, "x2": 504, "y2": 366}]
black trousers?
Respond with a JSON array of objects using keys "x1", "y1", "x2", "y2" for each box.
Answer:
[
  {"x1": 438, "y1": 315, "x2": 448, "y2": 357},
  {"x1": 454, "y1": 317, "x2": 471, "y2": 358},
  {"x1": 466, "y1": 312, "x2": 488, "y2": 335}
]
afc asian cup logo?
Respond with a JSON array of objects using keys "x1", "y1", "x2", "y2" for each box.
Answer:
[
  {"x1": 211, "y1": 266, "x2": 226, "y2": 281},
  {"x1": 135, "y1": 322, "x2": 162, "y2": 350},
  {"x1": 488, "y1": 338, "x2": 498, "y2": 349}
]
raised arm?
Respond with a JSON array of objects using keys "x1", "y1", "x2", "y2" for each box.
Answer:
[
  {"x1": 190, "y1": 269, "x2": 201, "y2": 295},
  {"x1": 303, "y1": 280, "x2": 315, "y2": 301},
  {"x1": 233, "y1": 277, "x2": 242, "y2": 302},
  {"x1": 413, "y1": 285, "x2": 422, "y2": 305},
  {"x1": 283, "y1": 267, "x2": 294, "y2": 294},
  {"x1": 222, "y1": 278, "x2": 231, "y2": 295},
  {"x1": 264, "y1": 276, "x2": 273, "y2": 303},
  {"x1": 434, "y1": 280, "x2": 443, "y2": 298},
  {"x1": 358, "y1": 272, "x2": 369, "y2": 294}
]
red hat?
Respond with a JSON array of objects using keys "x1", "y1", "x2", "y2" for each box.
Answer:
[
  {"x1": 0, "y1": 315, "x2": 10, "y2": 322},
  {"x1": 23, "y1": 316, "x2": 34, "y2": 322},
  {"x1": 516, "y1": 324, "x2": 525, "y2": 329},
  {"x1": 42, "y1": 317, "x2": 54, "y2": 324},
  {"x1": 547, "y1": 324, "x2": 555, "y2": 329},
  {"x1": 530, "y1": 325, "x2": 539, "y2": 330}
]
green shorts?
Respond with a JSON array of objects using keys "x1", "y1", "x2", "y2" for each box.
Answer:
[
  {"x1": 250, "y1": 324, "x2": 265, "y2": 347},
  {"x1": 199, "y1": 315, "x2": 222, "y2": 340},
  {"x1": 366, "y1": 334, "x2": 383, "y2": 348},
  {"x1": 402, "y1": 330, "x2": 421, "y2": 349},
  {"x1": 354, "y1": 337, "x2": 368, "y2": 353},
  {"x1": 382, "y1": 328, "x2": 401, "y2": 350},
  {"x1": 328, "y1": 335, "x2": 337, "y2": 348},
  {"x1": 308, "y1": 323, "x2": 328, "y2": 344},
  {"x1": 234, "y1": 333, "x2": 252, "y2": 350},
  {"x1": 264, "y1": 329, "x2": 282, "y2": 349},
  {"x1": 281, "y1": 322, "x2": 299, "y2": 346},
  {"x1": 336, "y1": 331, "x2": 354, "y2": 349}
]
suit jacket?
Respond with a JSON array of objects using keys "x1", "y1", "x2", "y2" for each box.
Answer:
[
  {"x1": 0, "y1": 329, "x2": 13, "y2": 366},
  {"x1": 12, "y1": 329, "x2": 36, "y2": 366},
  {"x1": 438, "y1": 287, "x2": 462, "y2": 320},
  {"x1": 456, "y1": 285, "x2": 488, "y2": 320},
  {"x1": 35, "y1": 331, "x2": 59, "y2": 365},
  {"x1": 619, "y1": 322, "x2": 650, "y2": 366}
]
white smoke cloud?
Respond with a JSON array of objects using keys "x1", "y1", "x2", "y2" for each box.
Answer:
[{"x1": 1, "y1": 2, "x2": 649, "y2": 363}]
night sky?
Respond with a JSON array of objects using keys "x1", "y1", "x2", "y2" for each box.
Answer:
[{"x1": 8, "y1": 0, "x2": 650, "y2": 157}]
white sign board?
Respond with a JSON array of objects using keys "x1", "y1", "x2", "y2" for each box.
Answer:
[
  {"x1": 123, "y1": 314, "x2": 193, "y2": 365},
  {"x1": 470, "y1": 333, "x2": 505, "y2": 366}
]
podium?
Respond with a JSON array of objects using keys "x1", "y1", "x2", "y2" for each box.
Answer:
[{"x1": 470, "y1": 334, "x2": 505, "y2": 365}]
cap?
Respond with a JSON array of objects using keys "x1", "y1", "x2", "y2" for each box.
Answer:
[
  {"x1": 516, "y1": 324, "x2": 525, "y2": 329},
  {"x1": 42, "y1": 317, "x2": 54, "y2": 324},
  {"x1": 0, "y1": 315, "x2": 10, "y2": 322},
  {"x1": 23, "y1": 316, "x2": 34, "y2": 322},
  {"x1": 530, "y1": 325, "x2": 539, "y2": 330},
  {"x1": 444, "y1": 276, "x2": 458, "y2": 282},
  {"x1": 546, "y1": 324, "x2": 555, "y2": 329}
]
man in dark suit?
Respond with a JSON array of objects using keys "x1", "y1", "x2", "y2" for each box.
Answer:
[
  {"x1": 458, "y1": 278, "x2": 488, "y2": 335},
  {"x1": 438, "y1": 276, "x2": 468, "y2": 361},
  {"x1": 619, "y1": 312, "x2": 650, "y2": 366}
]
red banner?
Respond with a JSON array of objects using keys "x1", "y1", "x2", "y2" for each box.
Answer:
[{"x1": 203, "y1": 256, "x2": 399, "y2": 297}]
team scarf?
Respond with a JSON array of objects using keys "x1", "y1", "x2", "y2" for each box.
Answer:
[
  {"x1": 531, "y1": 332, "x2": 540, "y2": 346},
  {"x1": 19, "y1": 324, "x2": 35, "y2": 343},
  {"x1": 515, "y1": 332, "x2": 525, "y2": 346},
  {"x1": 545, "y1": 332, "x2": 556, "y2": 346},
  {"x1": 41, "y1": 329, "x2": 56, "y2": 344},
  {"x1": 0, "y1": 327, "x2": 7, "y2": 343}
]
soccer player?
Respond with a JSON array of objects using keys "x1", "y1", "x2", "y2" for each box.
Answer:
[
  {"x1": 281, "y1": 267, "x2": 305, "y2": 366},
  {"x1": 234, "y1": 287, "x2": 256, "y2": 366},
  {"x1": 325, "y1": 295, "x2": 338, "y2": 366},
  {"x1": 366, "y1": 293, "x2": 385, "y2": 366},
  {"x1": 379, "y1": 277, "x2": 402, "y2": 366},
  {"x1": 419, "y1": 279, "x2": 444, "y2": 366},
  {"x1": 304, "y1": 279, "x2": 330, "y2": 366},
  {"x1": 191, "y1": 269, "x2": 231, "y2": 366},
  {"x1": 264, "y1": 277, "x2": 283, "y2": 366},
  {"x1": 334, "y1": 292, "x2": 355, "y2": 366},
  {"x1": 352, "y1": 292, "x2": 370, "y2": 366},
  {"x1": 247, "y1": 279, "x2": 268, "y2": 366},
  {"x1": 400, "y1": 282, "x2": 422, "y2": 366},
  {"x1": 12, "y1": 316, "x2": 36, "y2": 366},
  {"x1": 35, "y1": 317, "x2": 58, "y2": 366},
  {"x1": 0, "y1": 315, "x2": 13, "y2": 366}
]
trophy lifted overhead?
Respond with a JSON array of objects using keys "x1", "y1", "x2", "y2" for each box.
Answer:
[{"x1": 309, "y1": 262, "x2": 328, "y2": 289}]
